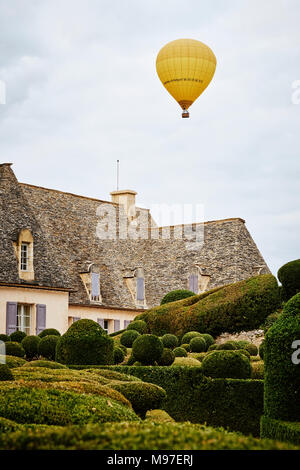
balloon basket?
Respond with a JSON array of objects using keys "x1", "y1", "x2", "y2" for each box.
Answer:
[{"x1": 182, "y1": 110, "x2": 189, "y2": 118}]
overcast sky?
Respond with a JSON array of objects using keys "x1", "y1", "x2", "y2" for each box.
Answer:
[{"x1": 0, "y1": 0, "x2": 299, "y2": 275}]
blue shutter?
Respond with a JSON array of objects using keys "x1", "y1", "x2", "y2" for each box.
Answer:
[
  {"x1": 97, "y1": 318, "x2": 104, "y2": 328},
  {"x1": 114, "y1": 320, "x2": 121, "y2": 332},
  {"x1": 36, "y1": 304, "x2": 46, "y2": 335},
  {"x1": 91, "y1": 273, "x2": 100, "y2": 297},
  {"x1": 136, "y1": 277, "x2": 144, "y2": 301},
  {"x1": 6, "y1": 302, "x2": 17, "y2": 335}
]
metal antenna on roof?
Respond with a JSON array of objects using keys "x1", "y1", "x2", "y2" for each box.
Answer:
[{"x1": 117, "y1": 160, "x2": 120, "y2": 190}]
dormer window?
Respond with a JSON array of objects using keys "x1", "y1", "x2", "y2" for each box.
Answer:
[
  {"x1": 79, "y1": 262, "x2": 102, "y2": 304},
  {"x1": 13, "y1": 229, "x2": 34, "y2": 281},
  {"x1": 20, "y1": 242, "x2": 29, "y2": 271},
  {"x1": 91, "y1": 272, "x2": 100, "y2": 301}
]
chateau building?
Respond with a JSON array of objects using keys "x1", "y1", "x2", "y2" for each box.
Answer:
[{"x1": 0, "y1": 163, "x2": 270, "y2": 336}]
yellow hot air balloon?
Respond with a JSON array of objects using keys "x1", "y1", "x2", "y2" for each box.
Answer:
[{"x1": 156, "y1": 38, "x2": 217, "y2": 118}]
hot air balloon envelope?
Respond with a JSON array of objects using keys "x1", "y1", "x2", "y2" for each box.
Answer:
[{"x1": 156, "y1": 38, "x2": 217, "y2": 117}]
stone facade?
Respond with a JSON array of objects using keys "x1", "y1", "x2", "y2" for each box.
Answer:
[{"x1": 0, "y1": 163, "x2": 270, "y2": 319}]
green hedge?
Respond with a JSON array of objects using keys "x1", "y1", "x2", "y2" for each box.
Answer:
[
  {"x1": 96, "y1": 365, "x2": 264, "y2": 436},
  {"x1": 278, "y1": 259, "x2": 300, "y2": 301},
  {"x1": 136, "y1": 275, "x2": 280, "y2": 337},
  {"x1": 160, "y1": 289, "x2": 196, "y2": 305},
  {"x1": 260, "y1": 416, "x2": 300, "y2": 445},
  {"x1": 264, "y1": 293, "x2": 300, "y2": 421},
  {"x1": 0, "y1": 421, "x2": 297, "y2": 451}
]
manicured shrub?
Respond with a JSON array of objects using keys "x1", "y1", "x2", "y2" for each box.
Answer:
[
  {"x1": 10, "y1": 331, "x2": 26, "y2": 343},
  {"x1": 160, "y1": 289, "x2": 195, "y2": 305},
  {"x1": 259, "y1": 340, "x2": 265, "y2": 360},
  {"x1": 208, "y1": 344, "x2": 218, "y2": 351},
  {"x1": 157, "y1": 348, "x2": 175, "y2": 366},
  {"x1": 235, "y1": 340, "x2": 251, "y2": 349},
  {"x1": 126, "y1": 354, "x2": 136, "y2": 366},
  {"x1": 194, "y1": 352, "x2": 207, "y2": 362},
  {"x1": 108, "y1": 365, "x2": 264, "y2": 436},
  {"x1": 173, "y1": 347, "x2": 187, "y2": 357},
  {"x1": 38, "y1": 329, "x2": 61, "y2": 339},
  {"x1": 161, "y1": 334, "x2": 178, "y2": 350},
  {"x1": 0, "y1": 385, "x2": 139, "y2": 426},
  {"x1": 0, "y1": 355, "x2": 26, "y2": 368},
  {"x1": 237, "y1": 349, "x2": 251, "y2": 359},
  {"x1": 244, "y1": 343, "x2": 258, "y2": 356},
  {"x1": 120, "y1": 330, "x2": 140, "y2": 348},
  {"x1": 0, "y1": 364, "x2": 14, "y2": 381},
  {"x1": 181, "y1": 331, "x2": 201, "y2": 344},
  {"x1": 5, "y1": 342, "x2": 25, "y2": 358},
  {"x1": 199, "y1": 334, "x2": 215, "y2": 350},
  {"x1": 181, "y1": 343, "x2": 190, "y2": 352},
  {"x1": 0, "y1": 334, "x2": 10, "y2": 343},
  {"x1": 217, "y1": 341, "x2": 237, "y2": 350},
  {"x1": 277, "y1": 259, "x2": 300, "y2": 301},
  {"x1": 38, "y1": 335, "x2": 59, "y2": 361},
  {"x1": 127, "y1": 320, "x2": 148, "y2": 334},
  {"x1": 114, "y1": 347, "x2": 125, "y2": 365},
  {"x1": 264, "y1": 292, "x2": 300, "y2": 422},
  {"x1": 131, "y1": 335, "x2": 164, "y2": 366},
  {"x1": 201, "y1": 351, "x2": 252, "y2": 379},
  {"x1": 118, "y1": 344, "x2": 127, "y2": 355},
  {"x1": 260, "y1": 416, "x2": 300, "y2": 446},
  {"x1": 190, "y1": 336, "x2": 206, "y2": 352},
  {"x1": 110, "y1": 381, "x2": 166, "y2": 418},
  {"x1": 173, "y1": 357, "x2": 202, "y2": 367},
  {"x1": 21, "y1": 335, "x2": 41, "y2": 360},
  {"x1": 251, "y1": 361, "x2": 264, "y2": 379},
  {"x1": 137, "y1": 274, "x2": 280, "y2": 337},
  {"x1": 55, "y1": 319, "x2": 114, "y2": 366},
  {"x1": 21, "y1": 360, "x2": 67, "y2": 369}
]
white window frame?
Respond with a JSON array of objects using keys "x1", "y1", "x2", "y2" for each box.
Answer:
[
  {"x1": 17, "y1": 304, "x2": 31, "y2": 335},
  {"x1": 20, "y1": 242, "x2": 29, "y2": 271}
]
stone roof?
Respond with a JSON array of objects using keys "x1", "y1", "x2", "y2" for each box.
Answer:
[{"x1": 0, "y1": 164, "x2": 270, "y2": 309}]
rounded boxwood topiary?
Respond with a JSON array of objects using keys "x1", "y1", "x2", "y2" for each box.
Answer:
[
  {"x1": 55, "y1": 319, "x2": 114, "y2": 366},
  {"x1": 277, "y1": 259, "x2": 300, "y2": 301},
  {"x1": 237, "y1": 349, "x2": 251, "y2": 359},
  {"x1": 217, "y1": 341, "x2": 238, "y2": 351},
  {"x1": 181, "y1": 343, "x2": 190, "y2": 352},
  {"x1": 5, "y1": 342, "x2": 25, "y2": 358},
  {"x1": 160, "y1": 289, "x2": 195, "y2": 305},
  {"x1": 22, "y1": 360, "x2": 67, "y2": 369},
  {"x1": 21, "y1": 335, "x2": 41, "y2": 360},
  {"x1": 201, "y1": 350, "x2": 252, "y2": 379},
  {"x1": 0, "y1": 355, "x2": 26, "y2": 368},
  {"x1": 10, "y1": 331, "x2": 26, "y2": 343},
  {"x1": 264, "y1": 292, "x2": 300, "y2": 421},
  {"x1": 131, "y1": 334, "x2": 164, "y2": 366},
  {"x1": 126, "y1": 354, "x2": 136, "y2": 366},
  {"x1": 127, "y1": 320, "x2": 148, "y2": 335},
  {"x1": 181, "y1": 331, "x2": 201, "y2": 345},
  {"x1": 114, "y1": 347, "x2": 125, "y2": 365},
  {"x1": 199, "y1": 334, "x2": 215, "y2": 350},
  {"x1": 259, "y1": 340, "x2": 265, "y2": 360},
  {"x1": 0, "y1": 334, "x2": 10, "y2": 343},
  {"x1": 161, "y1": 334, "x2": 178, "y2": 350},
  {"x1": 235, "y1": 340, "x2": 251, "y2": 349},
  {"x1": 38, "y1": 329, "x2": 61, "y2": 339},
  {"x1": 208, "y1": 344, "x2": 218, "y2": 351},
  {"x1": 190, "y1": 336, "x2": 206, "y2": 353},
  {"x1": 38, "y1": 335, "x2": 59, "y2": 361},
  {"x1": 120, "y1": 330, "x2": 141, "y2": 348},
  {"x1": 173, "y1": 347, "x2": 187, "y2": 357},
  {"x1": 243, "y1": 343, "x2": 258, "y2": 356},
  {"x1": 157, "y1": 348, "x2": 175, "y2": 366},
  {"x1": 0, "y1": 364, "x2": 14, "y2": 381}
]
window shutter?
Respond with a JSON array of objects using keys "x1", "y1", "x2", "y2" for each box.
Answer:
[
  {"x1": 124, "y1": 320, "x2": 131, "y2": 328},
  {"x1": 72, "y1": 317, "x2": 80, "y2": 323},
  {"x1": 36, "y1": 304, "x2": 46, "y2": 335},
  {"x1": 97, "y1": 318, "x2": 104, "y2": 328},
  {"x1": 6, "y1": 302, "x2": 17, "y2": 335},
  {"x1": 114, "y1": 320, "x2": 121, "y2": 332},
  {"x1": 189, "y1": 275, "x2": 198, "y2": 294},
  {"x1": 136, "y1": 277, "x2": 145, "y2": 301},
  {"x1": 91, "y1": 273, "x2": 100, "y2": 297}
]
